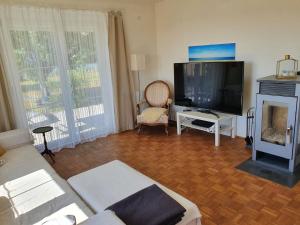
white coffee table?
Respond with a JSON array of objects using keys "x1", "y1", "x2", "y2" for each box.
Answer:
[{"x1": 177, "y1": 111, "x2": 237, "y2": 147}]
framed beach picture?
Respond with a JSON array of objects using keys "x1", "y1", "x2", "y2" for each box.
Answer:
[{"x1": 188, "y1": 43, "x2": 236, "y2": 61}]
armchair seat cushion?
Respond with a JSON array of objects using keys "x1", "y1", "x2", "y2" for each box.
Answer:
[{"x1": 137, "y1": 107, "x2": 168, "y2": 124}]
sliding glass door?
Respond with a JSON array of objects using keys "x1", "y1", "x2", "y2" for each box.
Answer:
[
  {"x1": 10, "y1": 30, "x2": 73, "y2": 148},
  {"x1": 0, "y1": 6, "x2": 115, "y2": 150},
  {"x1": 65, "y1": 31, "x2": 105, "y2": 141}
]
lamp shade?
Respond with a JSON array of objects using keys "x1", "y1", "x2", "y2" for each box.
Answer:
[{"x1": 131, "y1": 54, "x2": 145, "y2": 71}]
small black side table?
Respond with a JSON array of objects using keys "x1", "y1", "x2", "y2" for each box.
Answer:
[{"x1": 33, "y1": 126, "x2": 55, "y2": 163}]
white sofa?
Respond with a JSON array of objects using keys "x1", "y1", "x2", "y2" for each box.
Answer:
[
  {"x1": 0, "y1": 129, "x2": 201, "y2": 225},
  {"x1": 0, "y1": 129, "x2": 95, "y2": 225}
]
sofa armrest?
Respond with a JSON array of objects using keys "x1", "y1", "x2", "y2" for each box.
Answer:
[{"x1": 0, "y1": 129, "x2": 33, "y2": 150}]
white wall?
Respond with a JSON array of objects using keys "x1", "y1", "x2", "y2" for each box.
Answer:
[
  {"x1": 1, "y1": 0, "x2": 158, "y2": 91},
  {"x1": 155, "y1": 0, "x2": 300, "y2": 137}
]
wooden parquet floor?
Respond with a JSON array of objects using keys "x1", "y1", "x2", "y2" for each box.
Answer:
[{"x1": 50, "y1": 127, "x2": 300, "y2": 225}]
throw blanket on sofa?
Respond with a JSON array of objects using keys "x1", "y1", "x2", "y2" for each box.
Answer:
[{"x1": 106, "y1": 184, "x2": 186, "y2": 225}]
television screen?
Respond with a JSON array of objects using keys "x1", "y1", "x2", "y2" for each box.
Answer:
[{"x1": 174, "y1": 61, "x2": 244, "y2": 115}]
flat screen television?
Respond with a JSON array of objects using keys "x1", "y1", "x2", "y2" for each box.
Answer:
[{"x1": 174, "y1": 61, "x2": 244, "y2": 115}]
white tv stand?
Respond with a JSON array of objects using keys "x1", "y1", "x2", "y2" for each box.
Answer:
[{"x1": 176, "y1": 111, "x2": 237, "y2": 147}]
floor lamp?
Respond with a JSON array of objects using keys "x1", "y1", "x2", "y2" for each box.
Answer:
[{"x1": 130, "y1": 54, "x2": 146, "y2": 102}]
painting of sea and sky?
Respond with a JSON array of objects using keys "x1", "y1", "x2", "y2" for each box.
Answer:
[{"x1": 188, "y1": 43, "x2": 236, "y2": 61}]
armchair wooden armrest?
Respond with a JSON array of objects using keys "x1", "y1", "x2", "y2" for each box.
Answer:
[
  {"x1": 136, "y1": 100, "x2": 148, "y2": 115},
  {"x1": 167, "y1": 98, "x2": 172, "y2": 105},
  {"x1": 166, "y1": 98, "x2": 172, "y2": 115}
]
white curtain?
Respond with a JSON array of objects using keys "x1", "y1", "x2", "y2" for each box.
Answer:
[{"x1": 0, "y1": 6, "x2": 115, "y2": 151}]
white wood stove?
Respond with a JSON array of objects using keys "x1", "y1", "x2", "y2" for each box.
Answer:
[{"x1": 253, "y1": 75, "x2": 300, "y2": 172}]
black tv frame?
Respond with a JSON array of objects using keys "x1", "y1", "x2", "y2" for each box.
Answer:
[{"x1": 174, "y1": 61, "x2": 244, "y2": 116}]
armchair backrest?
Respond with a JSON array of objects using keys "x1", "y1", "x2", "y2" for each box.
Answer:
[{"x1": 144, "y1": 80, "x2": 170, "y2": 107}]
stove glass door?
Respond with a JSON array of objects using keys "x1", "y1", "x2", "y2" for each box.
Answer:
[{"x1": 261, "y1": 101, "x2": 288, "y2": 146}]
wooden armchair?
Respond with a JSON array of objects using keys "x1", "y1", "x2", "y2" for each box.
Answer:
[{"x1": 137, "y1": 80, "x2": 172, "y2": 135}]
